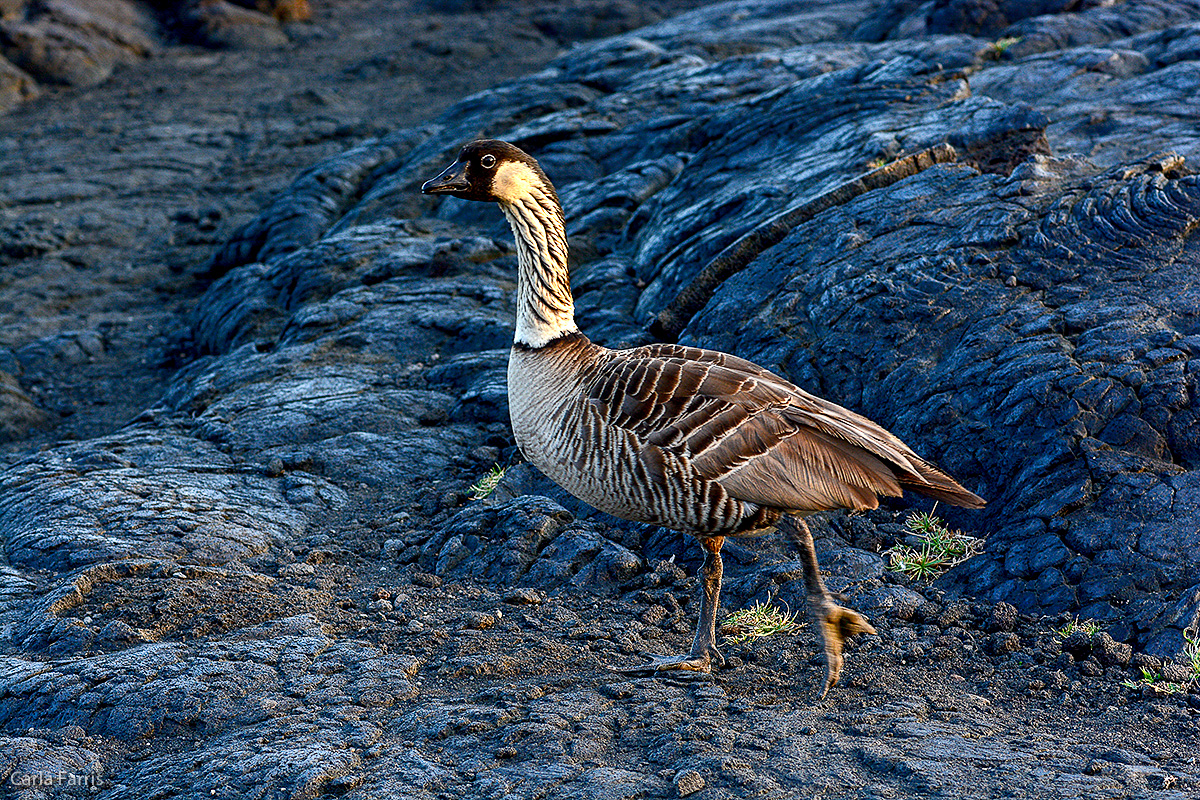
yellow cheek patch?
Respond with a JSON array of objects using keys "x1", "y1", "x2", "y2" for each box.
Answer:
[{"x1": 491, "y1": 161, "x2": 541, "y2": 203}]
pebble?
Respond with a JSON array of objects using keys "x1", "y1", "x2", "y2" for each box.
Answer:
[
  {"x1": 412, "y1": 572, "x2": 442, "y2": 588},
  {"x1": 673, "y1": 770, "x2": 705, "y2": 796},
  {"x1": 503, "y1": 587, "x2": 546, "y2": 605},
  {"x1": 461, "y1": 611, "x2": 496, "y2": 630}
]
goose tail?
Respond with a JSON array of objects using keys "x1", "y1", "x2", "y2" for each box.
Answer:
[{"x1": 901, "y1": 461, "x2": 985, "y2": 509}]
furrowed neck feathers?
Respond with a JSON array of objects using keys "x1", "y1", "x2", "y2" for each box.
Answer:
[{"x1": 493, "y1": 161, "x2": 579, "y2": 349}]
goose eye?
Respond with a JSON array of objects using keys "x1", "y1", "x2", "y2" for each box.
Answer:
[{"x1": 480, "y1": 154, "x2": 497, "y2": 169}]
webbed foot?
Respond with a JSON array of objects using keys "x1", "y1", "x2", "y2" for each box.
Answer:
[
  {"x1": 613, "y1": 646, "x2": 725, "y2": 676},
  {"x1": 814, "y1": 601, "x2": 876, "y2": 699},
  {"x1": 616, "y1": 535, "x2": 728, "y2": 679}
]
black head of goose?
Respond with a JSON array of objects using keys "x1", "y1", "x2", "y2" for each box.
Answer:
[{"x1": 423, "y1": 139, "x2": 985, "y2": 697}]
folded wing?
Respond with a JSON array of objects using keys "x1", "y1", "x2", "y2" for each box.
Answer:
[{"x1": 586, "y1": 344, "x2": 984, "y2": 514}]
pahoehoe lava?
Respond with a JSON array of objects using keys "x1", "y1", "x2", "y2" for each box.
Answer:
[{"x1": 1, "y1": 0, "x2": 1199, "y2": 797}]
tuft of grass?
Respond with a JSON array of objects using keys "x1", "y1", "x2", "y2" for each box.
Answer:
[
  {"x1": 1122, "y1": 628, "x2": 1199, "y2": 694},
  {"x1": 1056, "y1": 616, "x2": 1101, "y2": 639},
  {"x1": 985, "y1": 36, "x2": 1021, "y2": 59},
  {"x1": 468, "y1": 463, "x2": 506, "y2": 500},
  {"x1": 720, "y1": 597, "x2": 802, "y2": 645},
  {"x1": 1183, "y1": 626, "x2": 1200, "y2": 684},
  {"x1": 868, "y1": 157, "x2": 889, "y2": 170},
  {"x1": 884, "y1": 508, "x2": 983, "y2": 580},
  {"x1": 1122, "y1": 667, "x2": 1189, "y2": 694}
]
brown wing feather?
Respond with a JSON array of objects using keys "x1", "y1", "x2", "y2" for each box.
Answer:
[
  {"x1": 713, "y1": 426, "x2": 901, "y2": 511},
  {"x1": 586, "y1": 344, "x2": 984, "y2": 513}
]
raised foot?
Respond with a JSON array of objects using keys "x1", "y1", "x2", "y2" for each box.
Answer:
[
  {"x1": 612, "y1": 649, "x2": 723, "y2": 676},
  {"x1": 814, "y1": 602, "x2": 876, "y2": 699}
]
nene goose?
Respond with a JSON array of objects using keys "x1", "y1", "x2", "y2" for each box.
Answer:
[{"x1": 423, "y1": 140, "x2": 984, "y2": 696}]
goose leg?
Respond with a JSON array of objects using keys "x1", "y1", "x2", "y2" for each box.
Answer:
[
  {"x1": 784, "y1": 517, "x2": 876, "y2": 698},
  {"x1": 615, "y1": 535, "x2": 726, "y2": 674},
  {"x1": 690, "y1": 534, "x2": 726, "y2": 667}
]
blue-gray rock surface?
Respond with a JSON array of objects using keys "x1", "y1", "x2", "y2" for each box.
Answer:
[{"x1": 2, "y1": 0, "x2": 1200, "y2": 797}]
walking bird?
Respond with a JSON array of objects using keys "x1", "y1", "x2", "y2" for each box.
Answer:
[{"x1": 423, "y1": 140, "x2": 984, "y2": 696}]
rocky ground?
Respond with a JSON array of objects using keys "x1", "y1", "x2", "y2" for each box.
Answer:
[{"x1": 2, "y1": 0, "x2": 1200, "y2": 798}]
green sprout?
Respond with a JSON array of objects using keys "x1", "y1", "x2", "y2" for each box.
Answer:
[
  {"x1": 1122, "y1": 629, "x2": 1199, "y2": 694},
  {"x1": 1122, "y1": 667, "x2": 1188, "y2": 694},
  {"x1": 720, "y1": 597, "x2": 802, "y2": 645},
  {"x1": 469, "y1": 463, "x2": 506, "y2": 500},
  {"x1": 1055, "y1": 616, "x2": 1101, "y2": 639},
  {"x1": 884, "y1": 508, "x2": 983, "y2": 580},
  {"x1": 986, "y1": 36, "x2": 1021, "y2": 59},
  {"x1": 1183, "y1": 627, "x2": 1200, "y2": 684}
]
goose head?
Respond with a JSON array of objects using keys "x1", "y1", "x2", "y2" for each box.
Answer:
[{"x1": 421, "y1": 139, "x2": 557, "y2": 206}]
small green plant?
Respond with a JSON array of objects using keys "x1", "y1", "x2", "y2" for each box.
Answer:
[
  {"x1": 883, "y1": 508, "x2": 983, "y2": 580},
  {"x1": 1122, "y1": 630, "x2": 1199, "y2": 693},
  {"x1": 1183, "y1": 626, "x2": 1200, "y2": 684},
  {"x1": 720, "y1": 597, "x2": 801, "y2": 645},
  {"x1": 905, "y1": 510, "x2": 942, "y2": 536},
  {"x1": 468, "y1": 463, "x2": 506, "y2": 500},
  {"x1": 1055, "y1": 616, "x2": 1101, "y2": 639},
  {"x1": 1122, "y1": 667, "x2": 1189, "y2": 694},
  {"x1": 985, "y1": 36, "x2": 1020, "y2": 59},
  {"x1": 868, "y1": 157, "x2": 889, "y2": 170}
]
